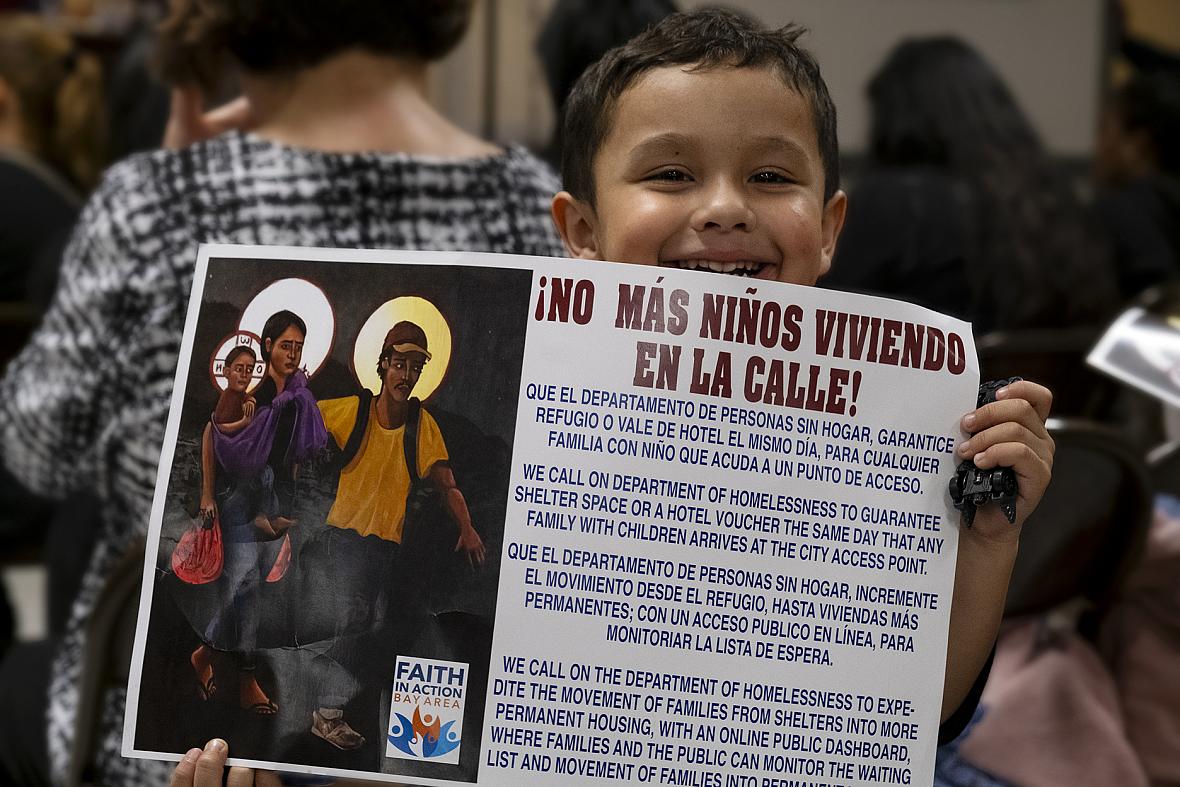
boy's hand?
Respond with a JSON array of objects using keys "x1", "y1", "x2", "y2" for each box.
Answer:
[
  {"x1": 955, "y1": 379, "x2": 1054, "y2": 540},
  {"x1": 171, "y1": 739, "x2": 280, "y2": 787}
]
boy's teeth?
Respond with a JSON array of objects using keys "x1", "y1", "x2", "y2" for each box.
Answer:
[{"x1": 673, "y1": 259, "x2": 763, "y2": 276}]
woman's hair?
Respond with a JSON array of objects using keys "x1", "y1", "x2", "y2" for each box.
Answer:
[
  {"x1": 1111, "y1": 70, "x2": 1180, "y2": 177},
  {"x1": 156, "y1": 0, "x2": 474, "y2": 89},
  {"x1": 536, "y1": 0, "x2": 678, "y2": 165},
  {"x1": 0, "y1": 14, "x2": 106, "y2": 190},
  {"x1": 867, "y1": 37, "x2": 1116, "y2": 329}
]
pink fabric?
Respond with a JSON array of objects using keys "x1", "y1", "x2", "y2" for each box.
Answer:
[
  {"x1": 1100, "y1": 505, "x2": 1180, "y2": 783},
  {"x1": 958, "y1": 617, "x2": 1148, "y2": 787}
]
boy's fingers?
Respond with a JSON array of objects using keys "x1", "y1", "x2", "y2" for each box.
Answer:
[
  {"x1": 227, "y1": 766, "x2": 257, "y2": 787},
  {"x1": 957, "y1": 422, "x2": 1054, "y2": 465},
  {"x1": 969, "y1": 441, "x2": 1052, "y2": 493},
  {"x1": 994, "y1": 380, "x2": 1053, "y2": 421},
  {"x1": 255, "y1": 772, "x2": 284, "y2": 787},
  {"x1": 964, "y1": 397, "x2": 1049, "y2": 440},
  {"x1": 192, "y1": 740, "x2": 228, "y2": 786},
  {"x1": 169, "y1": 748, "x2": 202, "y2": 787}
]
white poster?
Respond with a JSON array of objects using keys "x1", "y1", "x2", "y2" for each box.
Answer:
[{"x1": 124, "y1": 245, "x2": 978, "y2": 786}]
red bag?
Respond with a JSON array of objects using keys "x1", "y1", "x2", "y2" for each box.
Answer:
[{"x1": 173, "y1": 515, "x2": 223, "y2": 584}]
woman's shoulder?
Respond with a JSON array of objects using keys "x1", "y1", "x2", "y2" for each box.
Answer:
[
  {"x1": 76, "y1": 136, "x2": 243, "y2": 247},
  {"x1": 92, "y1": 134, "x2": 560, "y2": 197},
  {"x1": 95, "y1": 135, "x2": 236, "y2": 190},
  {"x1": 361, "y1": 142, "x2": 560, "y2": 199},
  {"x1": 498, "y1": 145, "x2": 561, "y2": 193}
]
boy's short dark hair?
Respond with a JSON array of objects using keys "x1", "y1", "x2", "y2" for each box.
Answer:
[{"x1": 561, "y1": 8, "x2": 839, "y2": 205}]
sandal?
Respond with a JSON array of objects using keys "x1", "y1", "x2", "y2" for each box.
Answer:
[
  {"x1": 192, "y1": 661, "x2": 216, "y2": 701},
  {"x1": 197, "y1": 674, "x2": 216, "y2": 701},
  {"x1": 311, "y1": 709, "x2": 365, "y2": 751},
  {"x1": 191, "y1": 647, "x2": 217, "y2": 701}
]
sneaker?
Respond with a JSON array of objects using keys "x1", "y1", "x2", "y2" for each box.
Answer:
[{"x1": 311, "y1": 708, "x2": 366, "y2": 751}]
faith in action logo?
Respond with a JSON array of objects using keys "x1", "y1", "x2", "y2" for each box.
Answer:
[{"x1": 386, "y1": 656, "x2": 468, "y2": 764}]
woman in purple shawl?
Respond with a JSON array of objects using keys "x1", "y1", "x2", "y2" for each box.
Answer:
[{"x1": 191, "y1": 310, "x2": 327, "y2": 714}]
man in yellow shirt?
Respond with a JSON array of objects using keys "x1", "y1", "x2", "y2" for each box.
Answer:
[{"x1": 309, "y1": 321, "x2": 485, "y2": 751}]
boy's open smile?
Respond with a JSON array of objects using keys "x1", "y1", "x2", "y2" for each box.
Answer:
[{"x1": 554, "y1": 64, "x2": 845, "y2": 285}]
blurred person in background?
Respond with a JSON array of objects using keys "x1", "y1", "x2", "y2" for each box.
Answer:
[
  {"x1": 0, "y1": 0, "x2": 564, "y2": 783},
  {"x1": 105, "y1": 0, "x2": 170, "y2": 160},
  {"x1": 0, "y1": 20, "x2": 104, "y2": 756},
  {"x1": 535, "y1": 0, "x2": 677, "y2": 167},
  {"x1": 0, "y1": 12, "x2": 104, "y2": 310},
  {"x1": 1093, "y1": 69, "x2": 1180, "y2": 300},
  {"x1": 823, "y1": 37, "x2": 1119, "y2": 334}
]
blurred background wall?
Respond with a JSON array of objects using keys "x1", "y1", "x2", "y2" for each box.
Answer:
[{"x1": 430, "y1": 0, "x2": 1180, "y2": 164}]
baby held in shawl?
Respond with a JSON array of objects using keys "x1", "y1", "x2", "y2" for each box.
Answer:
[
  {"x1": 191, "y1": 344, "x2": 328, "y2": 714},
  {"x1": 202, "y1": 345, "x2": 326, "y2": 534}
]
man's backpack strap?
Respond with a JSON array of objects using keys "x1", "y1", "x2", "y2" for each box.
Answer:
[
  {"x1": 337, "y1": 389, "x2": 374, "y2": 469},
  {"x1": 403, "y1": 397, "x2": 422, "y2": 483}
]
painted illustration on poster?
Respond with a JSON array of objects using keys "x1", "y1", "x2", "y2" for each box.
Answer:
[{"x1": 130, "y1": 252, "x2": 530, "y2": 782}]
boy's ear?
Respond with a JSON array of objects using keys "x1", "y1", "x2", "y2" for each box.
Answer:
[
  {"x1": 819, "y1": 189, "x2": 848, "y2": 277},
  {"x1": 552, "y1": 191, "x2": 602, "y2": 260}
]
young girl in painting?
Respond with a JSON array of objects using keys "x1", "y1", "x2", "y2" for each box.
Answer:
[{"x1": 190, "y1": 315, "x2": 327, "y2": 715}]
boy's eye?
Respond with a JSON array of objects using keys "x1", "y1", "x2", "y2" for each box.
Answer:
[
  {"x1": 750, "y1": 170, "x2": 792, "y2": 184},
  {"x1": 647, "y1": 168, "x2": 692, "y2": 182}
]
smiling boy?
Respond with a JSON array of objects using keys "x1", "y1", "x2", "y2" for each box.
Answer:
[
  {"x1": 169, "y1": 13, "x2": 1057, "y2": 786},
  {"x1": 551, "y1": 9, "x2": 1054, "y2": 741}
]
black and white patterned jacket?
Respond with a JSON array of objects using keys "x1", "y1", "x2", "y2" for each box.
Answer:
[{"x1": 0, "y1": 131, "x2": 566, "y2": 784}]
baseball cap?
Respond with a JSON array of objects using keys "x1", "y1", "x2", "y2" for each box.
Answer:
[{"x1": 382, "y1": 321, "x2": 432, "y2": 360}]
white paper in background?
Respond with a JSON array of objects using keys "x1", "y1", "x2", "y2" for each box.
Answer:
[
  {"x1": 123, "y1": 246, "x2": 978, "y2": 787},
  {"x1": 1089, "y1": 306, "x2": 1180, "y2": 410}
]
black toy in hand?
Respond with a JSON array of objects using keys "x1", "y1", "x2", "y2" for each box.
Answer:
[{"x1": 948, "y1": 378, "x2": 1022, "y2": 527}]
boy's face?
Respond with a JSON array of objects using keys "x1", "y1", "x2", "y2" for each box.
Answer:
[{"x1": 554, "y1": 65, "x2": 846, "y2": 285}]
